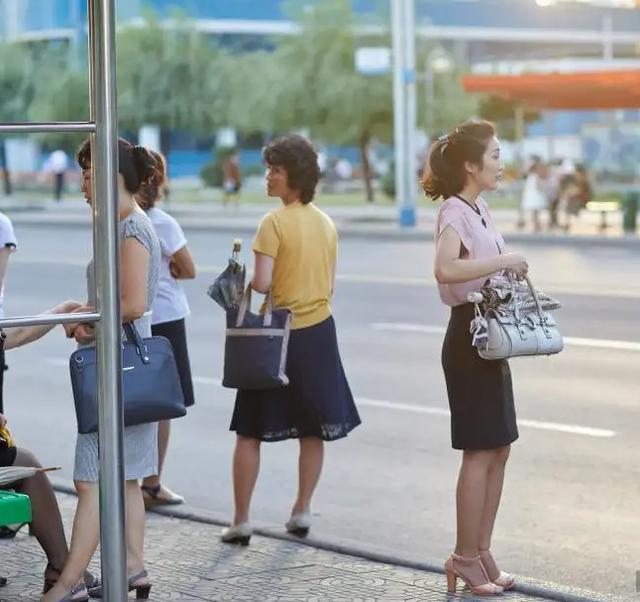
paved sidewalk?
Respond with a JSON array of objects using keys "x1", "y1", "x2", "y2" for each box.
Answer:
[{"x1": 0, "y1": 492, "x2": 600, "y2": 602}]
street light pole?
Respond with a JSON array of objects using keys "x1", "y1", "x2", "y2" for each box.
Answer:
[{"x1": 391, "y1": 0, "x2": 417, "y2": 228}]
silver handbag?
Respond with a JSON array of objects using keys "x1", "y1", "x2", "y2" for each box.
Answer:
[{"x1": 469, "y1": 274, "x2": 563, "y2": 361}]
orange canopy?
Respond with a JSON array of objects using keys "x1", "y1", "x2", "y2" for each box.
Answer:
[{"x1": 462, "y1": 70, "x2": 640, "y2": 110}]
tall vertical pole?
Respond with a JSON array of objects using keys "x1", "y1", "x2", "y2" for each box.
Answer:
[
  {"x1": 392, "y1": 0, "x2": 407, "y2": 227},
  {"x1": 88, "y1": 0, "x2": 128, "y2": 600},
  {"x1": 392, "y1": 0, "x2": 417, "y2": 228},
  {"x1": 402, "y1": 0, "x2": 417, "y2": 227}
]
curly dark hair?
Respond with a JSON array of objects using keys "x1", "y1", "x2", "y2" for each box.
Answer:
[
  {"x1": 263, "y1": 135, "x2": 320, "y2": 204},
  {"x1": 136, "y1": 150, "x2": 166, "y2": 210},
  {"x1": 421, "y1": 120, "x2": 496, "y2": 201},
  {"x1": 76, "y1": 138, "x2": 156, "y2": 195}
]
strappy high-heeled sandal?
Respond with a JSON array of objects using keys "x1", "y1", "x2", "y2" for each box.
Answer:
[
  {"x1": 88, "y1": 569, "x2": 151, "y2": 599},
  {"x1": 445, "y1": 553, "x2": 504, "y2": 596},
  {"x1": 479, "y1": 549, "x2": 516, "y2": 590},
  {"x1": 55, "y1": 582, "x2": 89, "y2": 602},
  {"x1": 43, "y1": 563, "x2": 62, "y2": 594}
]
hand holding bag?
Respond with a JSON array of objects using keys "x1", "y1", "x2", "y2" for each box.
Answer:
[
  {"x1": 70, "y1": 322, "x2": 186, "y2": 434},
  {"x1": 222, "y1": 284, "x2": 292, "y2": 390},
  {"x1": 469, "y1": 274, "x2": 563, "y2": 360}
]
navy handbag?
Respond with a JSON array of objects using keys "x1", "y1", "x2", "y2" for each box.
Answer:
[
  {"x1": 222, "y1": 284, "x2": 292, "y2": 390},
  {"x1": 70, "y1": 322, "x2": 186, "y2": 434}
]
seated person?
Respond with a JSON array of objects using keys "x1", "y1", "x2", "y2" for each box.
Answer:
[{"x1": 0, "y1": 300, "x2": 95, "y2": 594}]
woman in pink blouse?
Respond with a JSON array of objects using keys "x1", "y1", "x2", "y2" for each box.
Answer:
[{"x1": 424, "y1": 120, "x2": 528, "y2": 596}]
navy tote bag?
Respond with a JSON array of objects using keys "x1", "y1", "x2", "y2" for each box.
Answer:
[{"x1": 223, "y1": 284, "x2": 292, "y2": 390}]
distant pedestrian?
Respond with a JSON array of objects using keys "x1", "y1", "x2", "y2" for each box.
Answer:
[
  {"x1": 137, "y1": 150, "x2": 196, "y2": 509},
  {"x1": 0, "y1": 211, "x2": 16, "y2": 414},
  {"x1": 221, "y1": 135, "x2": 361, "y2": 546},
  {"x1": 222, "y1": 150, "x2": 242, "y2": 208},
  {"x1": 520, "y1": 156, "x2": 548, "y2": 232},
  {"x1": 423, "y1": 120, "x2": 526, "y2": 596},
  {"x1": 46, "y1": 150, "x2": 69, "y2": 202},
  {"x1": 558, "y1": 163, "x2": 592, "y2": 232}
]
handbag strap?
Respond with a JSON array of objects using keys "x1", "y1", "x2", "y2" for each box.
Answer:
[
  {"x1": 523, "y1": 275, "x2": 548, "y2": 326},
  {"x1": 507, "y1": 272, "x2": 549, "y2": 330},
  {"x1": 123, "y1": 322, "x2": 150, "y2": 364},
  {"x1": 235, "y1": 284, "x2": 274, "y2": 327}
]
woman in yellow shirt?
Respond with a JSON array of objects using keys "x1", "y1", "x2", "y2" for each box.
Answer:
[{"x1": 222, "y1": 135, "x2": 361, "y2": 545}]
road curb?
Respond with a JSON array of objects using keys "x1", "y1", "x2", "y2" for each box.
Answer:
[
  {"x1": 7, "y1": 213, "x2": 640, "y2": 248},
  {"x1": 50, "y1": 480, "x2": 612, "y2": 602}
]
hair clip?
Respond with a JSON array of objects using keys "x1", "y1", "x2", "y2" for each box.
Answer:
[{"x1": 438, "y1": 135, "x2": 449, "y2": 143}]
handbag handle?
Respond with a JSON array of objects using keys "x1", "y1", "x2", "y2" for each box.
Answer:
[
  {"x1": 507, "y1": 271, "x2": 548, "y2": 330},
  {"x1": 235, "y1": 284, "x2": 274, "y2": 327},
  {"x1": 523, "y1": 275, "x2": 548, "y2": 326},
  {"x1": 123, "y1": 322, "x2": 150, "y2": 364}
]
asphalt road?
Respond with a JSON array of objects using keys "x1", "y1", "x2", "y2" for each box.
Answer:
[{"x1": 2, "y1": 222, "x2": 638, "y2": 599}]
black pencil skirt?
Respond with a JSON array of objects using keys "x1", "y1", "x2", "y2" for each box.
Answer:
[
  {"x1": 151, "y1": 318, "x2": 195, "y2": 408},
  {"x1": 442, "y1": 303, "x2": 518, "y2": 450}
]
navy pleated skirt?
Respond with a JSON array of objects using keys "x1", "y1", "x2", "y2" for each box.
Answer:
[
  {"x1": 230, "y1": 316, "x2": 361, "y2": 442},
  {"x1": 442, "y1": 303, "x2": 518, "y2": 450}
]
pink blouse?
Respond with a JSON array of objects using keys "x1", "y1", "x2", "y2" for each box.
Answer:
[{"x1": 435, "y1": 196, "x2": 506, "y2": 307}]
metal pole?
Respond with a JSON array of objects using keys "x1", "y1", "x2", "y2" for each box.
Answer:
[
  {"x1": 392, "y1": 0, "x2": 407, "y2": 227},
  {"x1": 0, "y1": 123, "x2": 96, "y2": 134},
  {"x1": 425, "y1": 54, "x2": 434, "y2": 137},
  {"x1": 0, "y1": 313, "x2": 99, "y2": 329},
  {"x1": 88, "y1": 0, "x2": 128, "y2": 600},
  {"x1": 402, "y1": 0, "x2": 417, "y2": 227}
]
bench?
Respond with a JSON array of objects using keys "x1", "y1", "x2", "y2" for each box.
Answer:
[{"x1": 585, "y1": 200, "x2": 619, "y2": 231}]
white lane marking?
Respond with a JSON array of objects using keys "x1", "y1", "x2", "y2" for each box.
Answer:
[
  {"x1": 12, "y1": 257, "x2": 639, "y2": 300},
  {"x1": 357, "y1": 397, "x2": 615, "y2": 438},
  {"x1": 189, "y1": 374, "x2": 616, "y2": 439},
  {"x1": 371, "y1": 322, "x2": 640, "y2": 352},
  {"x1": 194, "y1": 376, "x2": 223, "y2": 386},
  {"x1": 46, "y1": 358, "x2": 69, "y2": 367}
]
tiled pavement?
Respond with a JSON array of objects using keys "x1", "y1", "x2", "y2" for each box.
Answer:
[{"x1": 0, "y1": 493, "x2": 555, "y2": 602}]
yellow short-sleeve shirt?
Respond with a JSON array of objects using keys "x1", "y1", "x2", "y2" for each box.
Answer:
[{"x1": 253, "y1": 201, "x2": 338, "y2": 329}]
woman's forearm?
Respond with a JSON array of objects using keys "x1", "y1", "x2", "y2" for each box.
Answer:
[
  {"x1": 435, "y1": 256, "x2": 505, "y2": 285},
  {"x1": 3, "y1": 301, "x2": 81, "y2": 350}
]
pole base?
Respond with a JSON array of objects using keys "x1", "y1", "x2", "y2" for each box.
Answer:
[{"x1": 399, "y1": 206, "x2": 417, "y2": 228}]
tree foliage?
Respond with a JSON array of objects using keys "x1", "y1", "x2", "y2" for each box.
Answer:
[{"x1": 116, "y1": 14, "x2": 227, "y2": 144}]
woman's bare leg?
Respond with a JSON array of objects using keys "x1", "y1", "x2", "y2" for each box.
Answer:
[
  {"x1": 41, "y1": 481, "x2": 99, "y2": 601},
  {"x1": 232, "y1": 436, "x2": 261, "y2": 525},
  {"x1": 291, "y1": 437, "x2": 324, "y2": 516}
]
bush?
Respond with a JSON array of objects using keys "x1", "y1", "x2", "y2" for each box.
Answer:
[
  {"x1": 381, "y1": 160, "x2": 395, "y2": 199},
  {"x1": 200, "y1": 146, "x2": 236, "y2": 188}
]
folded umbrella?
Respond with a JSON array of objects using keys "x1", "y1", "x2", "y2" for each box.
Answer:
[
  {"x1": 207, "y1": 239, "x2": 246, "y2": 311},
  {"x1": 0, "y1": 466, "x2": 60, "y2": 488}
]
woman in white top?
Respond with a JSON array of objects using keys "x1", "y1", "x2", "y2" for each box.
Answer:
[
  {"x1": 520, "y1": 156, "x2": 548, "y2": 232},
  {"x1": 0, "y1": 211, "x2": 16, "y2": 415},
  {"x1": 137, "y1": 151, "x2": 196, "y2": 508}
]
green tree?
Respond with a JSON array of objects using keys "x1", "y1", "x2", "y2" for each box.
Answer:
[
  {"x1": 478, "y1": 95, "x2": 540, "y2": 141},
  {"x1": 284, "y1": 0, "x2": 393, "y2": 202},
  {"x1": 0, "y1": 43, "x2": 36, "y2": 195},
  {"x1": 116, "y1": 14, "x2": 227, "y2": 157},
  {"x1": 227, "y1": 0, "x2": 392, "y2": 203},
  {"x1": 29, "y1": 56, "x2": 89, "y2": 153}
]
